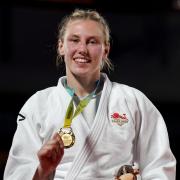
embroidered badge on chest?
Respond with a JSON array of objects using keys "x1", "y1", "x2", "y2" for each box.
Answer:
[{"x1": 111, "y1": 112, "x2": 128, "y2": 126}]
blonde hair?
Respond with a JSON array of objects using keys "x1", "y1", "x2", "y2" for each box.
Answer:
[{"x1": 57, "y1": 9, "x2": 113, "y2": 71}]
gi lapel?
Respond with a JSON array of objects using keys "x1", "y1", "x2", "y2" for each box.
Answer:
[{"x1": 65, "y1": 74, "x2": 112, "y2": 180}]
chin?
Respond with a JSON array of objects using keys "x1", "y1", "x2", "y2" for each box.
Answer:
[
  {"x1": 72, "y1": 68, "x2": 90, "y2": 76},
  {"x1": 71, "y1": 67, "x2": 99, "y2": 78},
  {"x1": 74, "y1": 71, "x2": 89, "y2": 77}
]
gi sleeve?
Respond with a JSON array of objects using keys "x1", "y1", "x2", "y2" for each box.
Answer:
[
  {"x1": 3, "y1": 93, "x2": 42, "y2": 180},
  {"x1": 134, "y1": 90, "x2": 176, "y2": 180}
]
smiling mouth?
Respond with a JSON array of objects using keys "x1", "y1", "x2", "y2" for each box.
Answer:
[{"x1": 74, "y1": 58, "x2": 90, "y2": 64}]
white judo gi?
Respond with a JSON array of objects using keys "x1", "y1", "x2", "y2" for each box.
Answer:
[{"x1": 4, "y1": 73, "x2": 176, "y2": 180}]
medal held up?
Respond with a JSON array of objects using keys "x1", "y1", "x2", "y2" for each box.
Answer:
[{"x1": 59, "y1": 127, "x2": 75, "y2": 148}]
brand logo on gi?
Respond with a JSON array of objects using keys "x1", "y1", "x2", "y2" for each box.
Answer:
[{"x1": 111, "y1": 112, "x2": 128, "y2": 126}]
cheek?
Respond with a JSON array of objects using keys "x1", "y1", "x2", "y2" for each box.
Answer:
[
  {"x1": 91, "y1": 46, "x2": 104, "y2": 59},
  {"x1": 64, "y1": 44, "x2": 76, "y2": 57}
]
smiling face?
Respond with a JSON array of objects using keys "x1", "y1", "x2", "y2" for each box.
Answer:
[{"x1": 58, "y1": 19, "x2": 109, "y2": 80}]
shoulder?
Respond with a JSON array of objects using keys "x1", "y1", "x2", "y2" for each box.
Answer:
[
  {"x1": 35, "y1": 86, "x2": 57, "y2": 101},
  {"x1": 103, "y1": 74, "x2": 144, "y2": 100},
  {"x1": 111, "y1": 82, "x2": 146, "y2": 100},
  {"x1": 29, "y1": 86, "x2": 56, "y2": 102},
  {"x1": 19, "y1": 76, "x2": 66, "y2": 116},
  {"x1": 110, "y1": 82, "x2": 157, "y2": 110},
  {"x1": 19, "y1": 86, "x2": 57, "y2": 113},
  {"x1": 17, "y1": 86, "x2": 58, "y2": 123}
]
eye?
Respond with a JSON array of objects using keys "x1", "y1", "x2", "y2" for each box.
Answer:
[
  {"x1": 88, "y1": 39, "x2": 97, "y2": 44},
  {"x1": 70, "y1": 38, "x2": 79, "y2": 43},
  {"x1": 69, "y1": 37, "x2": 79, "y2": 43}
]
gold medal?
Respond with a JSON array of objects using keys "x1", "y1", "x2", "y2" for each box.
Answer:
[{"x1": 58, "y1": 127, "x2": 75, "y2": 148}]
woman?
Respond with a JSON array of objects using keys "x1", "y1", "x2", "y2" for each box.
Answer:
[{"x1": 4, "y1": 9, "x2": 176, "y2": 180}]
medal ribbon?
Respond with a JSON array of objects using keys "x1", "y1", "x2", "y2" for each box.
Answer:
[{"x1": 63, "y1": 80, "x2": 99, "y2": 128}]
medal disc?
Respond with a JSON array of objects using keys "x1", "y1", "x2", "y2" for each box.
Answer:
[{"x1": 58, "y1": 127, "x2": 75, "y2": 148}]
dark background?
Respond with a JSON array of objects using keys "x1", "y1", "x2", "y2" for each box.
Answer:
[{"x1": 0, "y1": 0, "x2": 179, "y2": 179}]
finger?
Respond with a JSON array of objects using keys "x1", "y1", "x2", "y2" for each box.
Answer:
[
  {"x1": 51, "y1": 148, "x2": 58, "y2": 162},
  {"x1": 55, "y1": 134, "x2": 64, "y2": 159},
  {"x1": 53, "y1": 132, "x2": 64, "y2": 149},
  {"x1": 45, "y1": 139, "x2": 59, "y2": 149},
  {"x1": 38, "y1": 140, "x2": 58, "y2": 156},
  {"x1": 38, "y1": 146, "x2": 58, "y2": 163},
  {"x1": 38, "y1": 133, "x2": 64, "y2": 161},
  {"x1": 48, "y1": 133, "x2": 64, "y2": 157},
  {"x1": 44, "y1": 135, "x2": 62, "y2": 150},
  {"x1": 43, "y1": 143, "x2": 60, "y2": 158},
  {"x1": 53, "y1": 133, "x2": 64, "y2": 160},
  {"x1": 38, "y1": 141, "x2": 57, "y2": 155},
  {"x1": 44, "y1": 142, "x2": 63, "y2": 163}
]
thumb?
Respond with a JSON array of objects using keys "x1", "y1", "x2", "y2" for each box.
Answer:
[{"x1": 52, "y1": 132, "x2": 64, "y2": 149}]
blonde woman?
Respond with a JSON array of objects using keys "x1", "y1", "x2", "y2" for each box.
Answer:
[{"x1": 4, "y1": 9, "x2": 176, "y2": 180}]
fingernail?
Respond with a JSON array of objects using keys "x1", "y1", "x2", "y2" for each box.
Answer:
[{"x1": 60, "y1": 143, "x2": 64, "y2": 149}]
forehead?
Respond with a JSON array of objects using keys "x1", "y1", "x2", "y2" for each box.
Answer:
[{"x1": 65, "y1": 19, "x2": 104, "y2": 38}]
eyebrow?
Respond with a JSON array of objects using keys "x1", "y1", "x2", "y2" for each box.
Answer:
[
  {"x1": 69, "y1": 34, "x2": 101, "y2": 40},
  {"x1": 69, "y1": 34, "x2": 79, "y2": 38}
]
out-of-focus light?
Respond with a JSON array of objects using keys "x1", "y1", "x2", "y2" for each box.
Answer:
[{"x1": 173, "y1": 0, "x2": 180, "y2": 10}]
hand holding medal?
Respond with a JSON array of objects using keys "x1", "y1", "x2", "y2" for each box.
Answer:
[{"x1": 35, "y1": 133, "x2": 64, "y2": 179}]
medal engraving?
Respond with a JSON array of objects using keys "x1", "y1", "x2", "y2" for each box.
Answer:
[{"x1": 58, "y1": 127, "x2": 75, "y2": 148}]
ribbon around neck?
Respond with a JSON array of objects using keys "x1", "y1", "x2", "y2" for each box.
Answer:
[{"x1": 63, "y1": 79, "x2": 100, "y2": 128}]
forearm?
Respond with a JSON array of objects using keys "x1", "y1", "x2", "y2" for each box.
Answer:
[{"x1": 33, "y1": 165, "x2": 55, "y2": 180}]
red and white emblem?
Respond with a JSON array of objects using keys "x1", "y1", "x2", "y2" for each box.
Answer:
[{"x1": 111, "y1": 112, "x2": 128, "y2": 126}]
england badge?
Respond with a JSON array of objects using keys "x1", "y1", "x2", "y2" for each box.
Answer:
[{"x1": 111, "y1": 112, "x2": 128, "y2": 126}]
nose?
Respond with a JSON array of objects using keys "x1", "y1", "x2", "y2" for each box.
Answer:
[{"x1": 77, "y1": 42, "x2": 88, "y2": 54}]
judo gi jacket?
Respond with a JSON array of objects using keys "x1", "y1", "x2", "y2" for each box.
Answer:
[{"x1": 4, "y1": 74, "x2": 176, "y2": 180}]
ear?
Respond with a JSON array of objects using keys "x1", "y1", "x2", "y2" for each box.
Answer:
[
  {"x1": 58, "y1": 40, "x2": 65, "y2": 56},
  {"x1": 103, "y1": 44, "x2": 110, "y2": 59}
]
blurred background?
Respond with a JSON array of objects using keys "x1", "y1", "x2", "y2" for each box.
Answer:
[{"x1": 0, "y1": 0, "x2": 179, "y2": 179}]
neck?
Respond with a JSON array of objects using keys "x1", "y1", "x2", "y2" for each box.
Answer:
[{"x1": 66, "y1": 73, "x2": 100, "y2": 97}]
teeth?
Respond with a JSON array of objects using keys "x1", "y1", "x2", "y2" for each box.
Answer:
[{"x1": 74, "y1": 58, "x2": 89, "y2": 63}]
